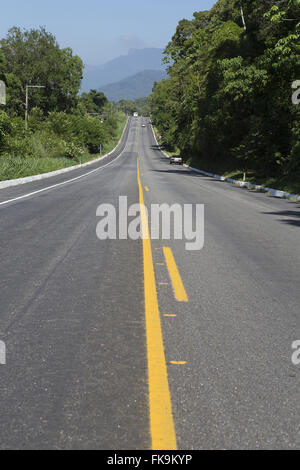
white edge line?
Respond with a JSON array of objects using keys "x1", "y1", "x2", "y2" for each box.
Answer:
[
  {"x1": 150, "y1": 124, "x2": 300, "y2": 202},
  {"x1": 0, "y1": 130, "x2": 129, "y2": 207},
  {"x1": 0, "y1": 117, "x2": 129, "y2": 190}
]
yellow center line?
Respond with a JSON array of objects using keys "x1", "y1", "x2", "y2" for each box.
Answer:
[
  {"x1": 169, "y1": 361, "x2": 187, "y2": 365},
  {"x1": 164, "y1": 314, "x2": 177, "y2": 317},
  {"x1": 163, "y1": 247, "x2": 188, "y2": 302},
  {"x1": 137, "y1": 158, "x2": 177, "y2": 450}
]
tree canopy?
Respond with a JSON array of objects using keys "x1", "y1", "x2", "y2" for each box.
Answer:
[
  {"x1": 0, "y1": 26, "x2": 83, "y2": 116},
  {"x1": 80, "y1": 90, "x2": 108, "y2": 114},
  {"x1": 150, "y1": 0, "x2": 300, "y2": 182},
  {"x1": 0, "y1": 26, "x2": 125, "y2": 178}
]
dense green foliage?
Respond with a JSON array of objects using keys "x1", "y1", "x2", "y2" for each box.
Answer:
[
  {"x1": 116, "y1": 97, "x2": 150, "y2": 116},
  {"x1": 150, "y1": 0, "x2": 300, "y2": 190},
  {"x1": 80, "y1": 89, "x2": 108, "y2": 114},
  {"x1": 1, "y1": 27, "x2": 83, "y2": 116},
  {"x1": 134, "y1": 97, "x2": 151, "y2": 116},
  {"x1": 0, "y1": 111, "x2": 126, "y2": 180},
  {"x1": 0, "y1": 27, "x2": 126, "y2": 180}
]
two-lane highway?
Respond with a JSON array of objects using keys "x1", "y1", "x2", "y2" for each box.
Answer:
[
  {"x1": 0, "y1": 116, "x2": 299, "y2": 449},
  {"x1": 0, "y1": 118, "x2": 149, "y2": 449},
  {"x1": 139, "y1": 117, "x2": 300, "y2": 449}
]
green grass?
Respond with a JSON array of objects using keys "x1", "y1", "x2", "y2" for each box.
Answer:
[
  {"x1": 187, "y1": 163, "x2": 300, "y2": 197},
  {"x1": 0, "y1": 155, "x2": 82, "y2": 181},
  {"x1": 220, "y1": 170, "x2": 300, "y2": 196},
  {"x1": 0, "y1": 113, "x2": 128, "y2": 182},
  {"x1": 101, "y1": 113, "x2": 127, "y2": 155}
]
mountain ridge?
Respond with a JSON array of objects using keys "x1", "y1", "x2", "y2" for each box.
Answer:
[
  {"x1": 81, "y1": 48, "x2": 165, "y2": 92},
  {"x1": 99, "y1": 69, "x2": 168, "y2": 101}
]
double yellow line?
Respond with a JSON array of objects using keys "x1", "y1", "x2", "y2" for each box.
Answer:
[
  {"x1": 163, "y1": 247, "x2": 188, "y2": 303},
  {"x1": 137, "y1": 158, "x2": 177, "y2": 450}
]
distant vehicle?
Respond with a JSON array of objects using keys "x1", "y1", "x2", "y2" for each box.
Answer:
[
  {"x1": 133, "y1": 112, "x2": 138, "y2": 117},
  {"x1": 142, "y1": 124, "x2": 146, "y2": 127},
  {"x1": 169, "y1": 156, "x2": 183, "y2": 165}
]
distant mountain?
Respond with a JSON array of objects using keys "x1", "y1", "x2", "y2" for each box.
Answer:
[
  {"x1": 99, "y1": 69, "x2": 168, "y2": 101},
  {"x1": 81, "y1": 48, "x2": 165, "y2": 92}
]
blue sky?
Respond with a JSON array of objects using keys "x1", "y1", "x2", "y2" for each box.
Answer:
[{"x1": 0, "y1": 0, "x2": 216, "y2": 65}]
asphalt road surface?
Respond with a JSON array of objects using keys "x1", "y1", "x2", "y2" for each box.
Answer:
[{"x1": 0, "y1": 116, "x2": 299, "y2": 449}]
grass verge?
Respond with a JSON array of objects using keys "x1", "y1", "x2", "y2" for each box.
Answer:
[{"x1": 0, "y1": 113, "x2": 127, "y2": 182}]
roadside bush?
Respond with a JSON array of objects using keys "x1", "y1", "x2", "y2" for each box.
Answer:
[
  {"x1": 1, "y1": 110, "x2": 114, "y2": 161},
  {"x1": 62, "y1": 141, "x2": 85, "y2": 159},
  {"x1": 0, "y1": 110, "x2": 12, "y2": 153},
  {"x1": 288, "y1": 117, "x2": 300, "y2": 177},
  {"x1": 43, "y1": 112, "x2": 75, "y2": 139},
  {"x1": 5, "y1": 134, "x2": 31, "y2": 157},
  {"x1": 1, "y1": 114, "x2": 31, "y2": 156},
  {"x1": 28, "y1": 108, "x2": 45, "y2": 131},
  {"x1": 28, "y1": 130, "x2": 66, "y2": 159},
  {"x1": 43, "y1": 111, "x2": 111, "y2": 154},
  {"x1": 76, "y1": 116, "x2": 108, "y2": 153}
]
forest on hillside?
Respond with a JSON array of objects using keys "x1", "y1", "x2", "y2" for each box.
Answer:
[
  {"x1": 149, "y1": 0, "x2": 300, "y2": 193},
  {"x1": 0, "y1": 27, "x2": 125, "y2": 180}
]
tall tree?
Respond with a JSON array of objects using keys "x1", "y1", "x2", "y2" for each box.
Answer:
[
  {"x1": 0, "y1": 27, "x2": 83, "y2": 116},
  {"x1": 150, "y1": 0, "x2": 300, "y2": 179},
  {"x1": 80, "y1": 89, "x2": 108, "y2": 114}
]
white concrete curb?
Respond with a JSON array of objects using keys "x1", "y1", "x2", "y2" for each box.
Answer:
[
  {"x1": 150, "y1": 124, "x2": 300, "y2": 202},
  {"x1": 0, "y1": 117, "x2": 129, "y2": 190},
  {"x1": 183, "y1": 164, "x2": 300, "y2": 202}
]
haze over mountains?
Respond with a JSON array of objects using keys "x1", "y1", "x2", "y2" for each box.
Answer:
[
  {"x1": 81, "y1": 47, "x2": 167, "y2": 100},
  {"x1": 100, "y1": 69, "x2": 167, "y2": 101}
]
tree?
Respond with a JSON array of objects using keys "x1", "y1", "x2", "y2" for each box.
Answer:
[
  {"x1": 0, "y1": 50, "x2": 5, "y2": 82},
  {"x1": 0, "y1": 27, "x2": 83, "y2": 116},
  {"x1": 150, "y1": 0, "x2": 300, "y2": 180},
  {"x1": 80, "y1": 90, "x2": 108, "y2": 114},
  {"x1": 116, "y1": 100, "x2": 136, "y2": 115}
]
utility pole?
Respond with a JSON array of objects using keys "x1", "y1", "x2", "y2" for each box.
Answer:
[{"x1": 25, "y1": 85, "x2": 45, "y2": 129}]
